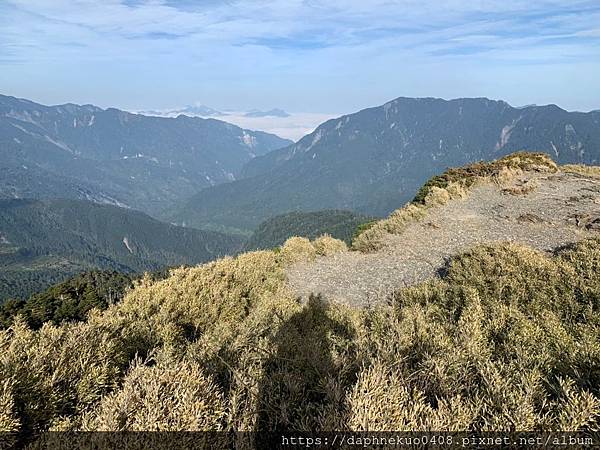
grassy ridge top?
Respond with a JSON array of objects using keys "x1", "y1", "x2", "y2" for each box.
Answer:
[
  {"x1": 352, "y1": 152, "x2": 562, "y2": 251},
  {"x1": 1, "y1": 226, "x2": 599, "y2": 438}
]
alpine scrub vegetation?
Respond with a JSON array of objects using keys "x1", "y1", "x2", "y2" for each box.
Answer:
[
  {"x1": 1, "y1": 235, "x2": 599, "y2": 440},
  {"x1": 562, "y1": 164, "x2": 600, "y2": 179},
  {"x1": 279, "y1": 236, "x2": 317, "y2": 264},
  {"x1": 0, "y1": 237, "x2": 355, "y2": 442},
  {"x1": 81, "y1": 359, "x2": 227, "y2": 431},
  {"x1": 1, "y1": 153, "x2": 599, "y2": 444},
  {"x1": 312, "y1": 234, "x2": 348, "y2": 256},
  {"x1": 352, "y1": 151, "x2": 558, "y2": 252},
  {"x1": 353, "y1": 240, "x2": 600, "y2": 430}
]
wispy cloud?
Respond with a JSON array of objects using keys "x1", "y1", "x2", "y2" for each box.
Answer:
[
  {"x1": 1, "y1": 0, "x2": 599, "y2": 116},
  {"x1": 4, "y1": 1, "x2": 598, "y2": 57}
]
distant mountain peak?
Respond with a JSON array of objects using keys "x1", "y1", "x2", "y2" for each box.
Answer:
[
  {"x1": 174, "y1": 95, "x2": 600, "y2": 233},
  {"x1": 244, "y1": 108, "x2": 290, "y2": 118},
  {"x1": 137, "y1": 104, "x2": 293, "y2": 121},
  {"x1": 179, "y1": 104, "x2": 223, "y2": 116},
  {"x1": 137, "y1": 103, "x2": 224, "y2": 118}
]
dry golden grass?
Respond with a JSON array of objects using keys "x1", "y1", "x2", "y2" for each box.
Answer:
[
  {"x1": 81, "y1": 358, "x2": 227, "y2": 431},
  {"x1": 2, "y1": 238, "x2": 598, "y2": 438},
  {"x1": 352, "y1": 204, "x2": 427, "y2": 252},
  {"x1": 494, "y1": 166, "x2": 524, "y2": 185},
  {"x1": 280, "y1": 234, "x2": 348, "y2": 261},
  {"x1": 0, "y1": 379, "x2": 20, "y2": 433},
  {"x1": 502, "y1": 178, "x2": 540, "y2": 196},
  {"x1": 562, "y1": 164, "x2": 600, "y2": 178},
  {"x1": 0, "y1": 249, "x2": 298, "y2": 437},
  {"x1": 350, "y1": 240, "x2": 600, "y2": 431},
  {"x1": 413, "y1": 151, "x2": 557, "y2": 205},
  {"x1": 279, "y1": 236, "x2": 317, "y2": 264},
  {"x1": 353, "y1": 152, "x2": 557, "y2": 252},
  {"x1": 1, "y1": 156, "x2": 598, "y2": 441},
  {"x1": 312, "y1": 234, "x2": 348, "y2": 256}
]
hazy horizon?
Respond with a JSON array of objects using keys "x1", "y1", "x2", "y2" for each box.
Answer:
[
  {"x1": 1, "y1": 0, "x2": 599, "y2": 117},
  {"x1": 4, "y1": 90, "x2": 598, "y2": 141}
]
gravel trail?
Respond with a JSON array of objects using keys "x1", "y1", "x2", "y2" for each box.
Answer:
[{"x1": 286, "y1": 172, "x2": 600, "y2": 307}]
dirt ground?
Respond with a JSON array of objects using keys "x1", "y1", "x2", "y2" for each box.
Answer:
[{"x1": 286, "y1": 171, "x2": 600, "y2": 307}]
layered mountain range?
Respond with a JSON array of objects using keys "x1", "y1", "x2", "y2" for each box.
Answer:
[
  {"x1": 2, "y1": 94, "x2": 599, "y2": 299},
  {"x1": 0, "y1": 94, "x2": 292, "y2": 215},
  {"x1": 172, "y1": 97, "x2": 600, "y2": 233}
]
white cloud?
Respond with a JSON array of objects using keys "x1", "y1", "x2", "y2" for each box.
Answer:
[
  {"x1": 135, "y1": 107, "x2": 338, "y2": 141},
  {"x1": 200, "y1": 112, "x2": 339, "y2": 141},
  {"x1": 1, "y1": 0, "x2": 599, "y2": 112}
]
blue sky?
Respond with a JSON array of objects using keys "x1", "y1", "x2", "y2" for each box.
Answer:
[{"x1": 1, "y1": 0, "x2": 600, "y2": 114}]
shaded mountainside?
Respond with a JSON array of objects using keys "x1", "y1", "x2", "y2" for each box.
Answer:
[
  {"x1": 243, "y1": 210, "x2": 374, "y2": 251},
  {"x1": 0, "y1": 165, "x2": 121, "y2": 204},
  {"x1": 0, "y1": 199, "x2": 243, "y2": 301},
  {"x1": 0, "y1": 94, "x2": 291, "y2": 215},
  {"x1": 173, "y1": 97, "x2": 600, "y2": 233}
]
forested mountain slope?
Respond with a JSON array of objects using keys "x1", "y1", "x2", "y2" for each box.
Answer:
[
  {"x1": 0, "y1": 199, "x2": 243, "y2": 301},
  {"x1": 173, "y1": 97, "x2": 600, "y2": 232},
  {"x1": 0, "y1": 94, "x2": 291, "y2": 215}
]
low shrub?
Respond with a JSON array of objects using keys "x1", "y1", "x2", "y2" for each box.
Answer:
[
  {"x1": 413, "y1": 151, "x2": 556, "y2": 205},
  {"x1": 312, "y1": 234, "x2": 348, "y2": 256},
  {"x1": 502, "y1": 178, "x2": 539, "y2": 196},
  {"x1": 0, "y1": 318, "x2": 125, "y2": 436},
  {"x1": 280, "y1": 237, "x2": 316, "y2": 265},
  {"x1": 1, "y1": 227, "x2": 598, "y2": 438},
  {"x1": 352, "y1": 239, "x2": 600, "y2": 430},
  {"x1": 352, "y1": 204, "x2": 427, "y2": 252},
  {"x1": 563, "y1": 164, "x2": 600, "y2": 178},
  {"x1": 0, "y1": 379, "x2": 20, "y2": 433},
  {"x1": 81, "y1": 358, "x2": 227, "y2": 431},
  {"x1": 351, "y1": 220, "x2": 378, "y2": 242}
]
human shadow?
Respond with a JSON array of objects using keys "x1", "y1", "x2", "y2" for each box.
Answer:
[{"x1": 255, "y1": 295, "x2": 357, "y2": 445}]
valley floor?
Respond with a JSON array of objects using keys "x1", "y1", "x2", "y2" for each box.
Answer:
[{"x1": 287, "y1": 171, "x2": 600, "y2": 307}]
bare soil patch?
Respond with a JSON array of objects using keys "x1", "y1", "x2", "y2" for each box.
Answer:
[{"x1": 287, "y1": 171, "x2": 600, "y2": 307}]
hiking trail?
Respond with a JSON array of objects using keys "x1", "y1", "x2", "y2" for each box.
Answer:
[{"x1": 286, "y1": 171, "x2": 600, "y2": 307}]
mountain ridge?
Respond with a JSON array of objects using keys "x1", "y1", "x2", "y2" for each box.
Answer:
[
  {"x1": 173, "y1": 96, "x2": 600, "y2": 232},
  {"x1": 287, "y1": 154, "x2": 600, "y2": 306},
  {"x1": 0, "y1": 94, "x2": 292, "y2": 215},
  {"x1": 0, "y1": 198, "x2": 243, "y2": 301}
]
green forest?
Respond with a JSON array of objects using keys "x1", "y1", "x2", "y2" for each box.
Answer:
[{"x1": 244, "y1": 209, "x2": 373, "y2": 250}]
